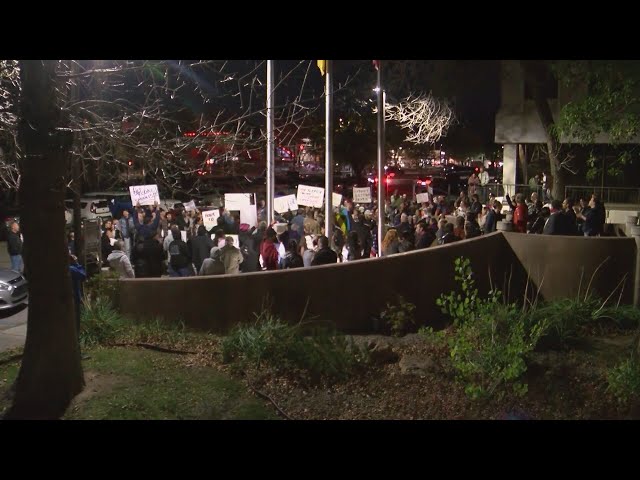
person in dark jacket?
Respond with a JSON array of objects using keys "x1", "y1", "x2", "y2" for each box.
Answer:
[
  {"x1": 239, "y1": 230, "x2": 260, "y2": 273},
  {"x1": 282, "y1": 239, "x2": 304, "y2": 269},
  {"x1": 101, "y1": 228, "x2": 115, "y2": 267},
  {"x1": 189, "y1": 225, "x2": 214, "y2": 273},
  {"x1": 311, "y1": 235, "x2": 338, "y2": 266},
  {"x1": 483, "y1": 200, "x2": 500, "y2": 234},
  {"x1": 529, "y1": 207, "x2": 550, "y2": 234},
  {"x1": 133, "y1": 202, "x2": 161, "y2": 240},
  {"x1": 577, "y1": 196, "x2": 604, "y2": 237},
  {"x1": 543, "y1": 200, "x2": 573, "y2": 235},
  {"x1": 469, "y1": 194, "x2": 482, "y2": 216},
  {"x1": 167, "y1": 226, "x2": 193, "y2": 277},
  {"x1": 7, "y1": 221, "x2": 23, "y2": 272},
  {"x1": 346, "y1": 231, "x2": 363, "y2": 261},
  {"x1": 415, "y1": 221, "x2": 435, "y2": 249}
]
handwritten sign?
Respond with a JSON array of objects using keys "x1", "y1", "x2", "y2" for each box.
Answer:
[
  {"x1": 416, "y1": 193, "x2": 430, "y2": 204},
  {"x1": 184, "y1": 200, "x2": 197, "y2": 212},
  {"x1": 297, "y1": 185, "x2": 325, "y2": 208},
  {"x1": 202, "y1": 209, "x2": 220, "y2": 231},
  {"x1": 274, "y1": 194, "x2": 298, "y2": 213},
  {"x1": 353, "y1": 187, "x2": 372, "y2": 204},
  {"x1": 332, "y1": 192, "x2": 343, "y2": 207},
  {"x1": 129, "y1": 184, "x2": 160, "y2": 206}
]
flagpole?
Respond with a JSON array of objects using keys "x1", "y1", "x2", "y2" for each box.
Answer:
[
  {"x1": 324, "y1": 60, "x2": 334, "y2": 239},
  {"x1": 266, "y1": 60, "x2": 275, "y2": 224},
  {"x1": 376, "y1": 62, "x2": 385, "y2": 256}
]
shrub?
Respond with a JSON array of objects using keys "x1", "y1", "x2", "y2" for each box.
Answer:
[
  {"x1": 437, "y1": 256, "x2": 545, "y2": 399},
  {"x1": 222, "y1": 308, "x2": 368, "y2": 382},
  {"x1": 84, "y1": 270, "x2": 120, "y2": 306},
  {"x1": 448, "y1": 302, "x2": 545, "y2": 400},
  {"x1": 380, "y1": 296, "x2": 416, "y2": 337},
  {"x1": 80, "y1": 297, "x2": 127, "y2": 348},
  {"x1": 436, "y1": 257, "x2": 484, "y2": 326},
  {"x1": 607, "y1": 357, "x2": 640, "y2": 405}
]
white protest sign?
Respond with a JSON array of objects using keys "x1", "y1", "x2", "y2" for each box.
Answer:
[
  {"x1": 202, "y1": 209, "x2": 220, "y2": 231},
  {"x1": 180, "y1": 231, "x2": 187, "y2": 242},
  {"x1": 184, "y1": 200, "x2": 197, "y2": 212},
  {"x1": 240, "y1": 205, "x2": 258, "y2": 228},
  {"x1": 416, "y1": 192, "x2": 430, "y2": 204},
  {"x1": 353, "y1": 187, "x2": 372, "y2": 204},
  {"x1": 224, "y1": 193, "x2": 252, "y2": 210},
  {"x1": 274, "y1": 194, "x2": 298, "y2": 213},
  {"x1": 224, "y1": 193, "x2": 257, "y2": 227},
  {"x1": 297, "y1": 185, "x2": 325, "y2": 208},
  {"x1": 129, "y1": 184, "x2": 160, "y2": 206},
  {"x1": 332, "y1": 192, "x2": 343, "y2": 207}
]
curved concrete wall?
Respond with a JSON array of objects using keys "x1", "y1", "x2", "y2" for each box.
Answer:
[
  {"x1": 502, "y1": 232, "x2": 636, "y2": 303},
  {"x1": 117, "y1": 232, "x2": 636, "y2": 333}
]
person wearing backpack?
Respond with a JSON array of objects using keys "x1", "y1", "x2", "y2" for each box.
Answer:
[{"x1": 167, "y1": 226, "x2": 193, "y2": 277}]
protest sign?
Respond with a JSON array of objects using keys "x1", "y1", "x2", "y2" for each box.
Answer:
[
  {"x1": 274, "y1": 194, "x2": 298, "y2": 213},
  {"x1": 353, "y1": 187, "x2": 372, "y2": 204},
  {"x1": 416, "y1": 192, "x2": 430, "y2": 204},
  {"x1": 184, "y1": 200, "x2": 197, "y2": 212},
  {"x1": 129, "y1": 184, "x2": 160, "y2": 206},
  {"x1": 297, "y1": 185, "x2": 325, "y2": 208},
  {"x1": 202, "y1": 209, "x2": 220, "y2": 231}
]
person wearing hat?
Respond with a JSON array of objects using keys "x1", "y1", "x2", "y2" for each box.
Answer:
[
  {"x1": 199, "y1": 246, "x2": 226, "y2": 276},
  {"x1": 219, "y1": 236, "x2": 244, "y2": 275}
]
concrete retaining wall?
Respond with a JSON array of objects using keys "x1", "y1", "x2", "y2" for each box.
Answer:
[{"x1": 117, "y1": 232, "x2": 637, "y2": 333}]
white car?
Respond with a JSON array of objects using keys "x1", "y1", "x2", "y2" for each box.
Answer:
[{"x1": 65, "y1": 198, "x2": 112, "y2": 225}]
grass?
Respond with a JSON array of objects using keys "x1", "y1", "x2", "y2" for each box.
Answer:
[
  {"x1": 0, "y1": 347, "x2": 278, "y2": 420},
  {"x1": 63, "y1": 348, "x2": 278, "y2": 420}
]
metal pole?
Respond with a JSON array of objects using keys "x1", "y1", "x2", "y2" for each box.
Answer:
[
  {"x1": 266, "y1": 60, "x2": 275, "y2": 224},
  {"x1": 376, "y1": 64, "x2": 385, "y2": 256},
  {"x1": 324, "y1": 60, "x2": 334, "y2": 238}
]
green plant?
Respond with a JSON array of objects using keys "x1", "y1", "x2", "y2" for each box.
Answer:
[
  {"x1": 222, "y1": 307, "x2": 368, "y2": 383},
  {"x1": 380, "y1": 295, "x2": 416, "y2": 337},
  {"x1": 80, "y1": 297, "x2": 127, "y2": 348},
  {"x1": 607, "y1": 357, "x2": 640, "y2": 405},
  {"x1": 84, "y1": 270, "x2": 121, "y2": 306},
  {"x1": 437, "y1": 257, "x2": 546, "y2": 399},
  {"x1": 448, "y1": 302, "x2": 545, "y2": 400},
  {"x1": 436, "y1": 257, "x2": 487, "y2": 326}
]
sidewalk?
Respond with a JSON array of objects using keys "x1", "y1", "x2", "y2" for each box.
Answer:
[{"x1": 0, "y1": 323, "x2": 26, "y2": 352}]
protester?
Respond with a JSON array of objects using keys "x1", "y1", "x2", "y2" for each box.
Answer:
[{"x1": 107, "y1": 240, "x2": 135, "y2": 278}]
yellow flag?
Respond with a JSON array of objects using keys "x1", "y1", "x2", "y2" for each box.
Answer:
[{"x1": 317, "y1": 60, "x2": 326, "y2": 76}]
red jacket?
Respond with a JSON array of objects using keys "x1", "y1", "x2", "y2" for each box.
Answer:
[
  {"x1": 513, "y1": 203, "x2": 528, "y2": 233},
  {"x1": 260, "y1": 240, "x2": 279, "y2": 270}
]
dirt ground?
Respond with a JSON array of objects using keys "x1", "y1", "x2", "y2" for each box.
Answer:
[{"x1": 216, "y1": 333, "x2": 639, "y2": 420}]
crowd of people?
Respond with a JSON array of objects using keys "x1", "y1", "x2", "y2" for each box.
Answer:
[{"x1": 77, "y1": 182, "x2": 610, "y2": 280}]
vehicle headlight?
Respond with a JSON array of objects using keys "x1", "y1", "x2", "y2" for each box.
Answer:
[{"x1": 0, "y1": 282, "x2": 11, "y2": 291}]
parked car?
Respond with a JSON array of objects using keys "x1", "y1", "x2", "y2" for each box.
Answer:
[
  {"x1": 82, "y1": 191, "x2": 133, "y2": 218},
  {"x1": 0, "y1": 268, "x2": 28, "y2": 311},
  {"x1": 64, "y1": 198, "x2": 112, "y2": 225}
]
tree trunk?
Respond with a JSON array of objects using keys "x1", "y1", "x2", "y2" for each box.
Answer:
[
  {"x1": 4, "y1": 60, "x2": 84, "y2": 420},
  {"x1": 523, "y1": 67, "x2": 565, "y2": 201},
  {"x1": 518, "y1": 144, "x2": 528, "y2": 185},
  {"x1": 73, "y1": 160, "x2": 83, "y2": 263}
]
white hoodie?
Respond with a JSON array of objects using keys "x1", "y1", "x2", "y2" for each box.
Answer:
[{"x1": 107, "y1": 250, "x2": 135, "y2": 278}]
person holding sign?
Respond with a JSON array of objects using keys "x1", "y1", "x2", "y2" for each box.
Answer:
[{"x1": 133, "y1": 201, "x2": 161, "y2": 240}]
